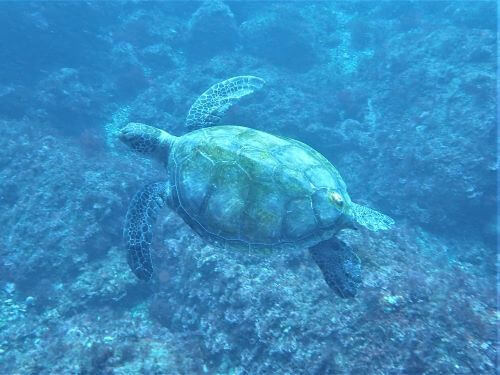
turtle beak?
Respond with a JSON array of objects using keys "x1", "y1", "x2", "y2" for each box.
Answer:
[
  {"x1": 118, "y1": 125, "x2": 135, "y2": 143},
  {"x1": 118, "y1": 123, "x2": 146, "y2": 151}
]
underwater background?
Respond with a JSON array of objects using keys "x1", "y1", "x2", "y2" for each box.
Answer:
[{"x1": 0, "y1": 1, "x2": 497, "y2": 374}]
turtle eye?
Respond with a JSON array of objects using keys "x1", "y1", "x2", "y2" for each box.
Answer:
[{"x1": 329, "y1": 191, "x2": 344, "y2": 210}]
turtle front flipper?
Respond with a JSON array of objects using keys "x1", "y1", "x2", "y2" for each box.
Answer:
[
  {"x1": 124, "y1": 182, "x2": 170, "y2": 281},
  {"x1": 186, "y1": 75, "x2": 265, "y2": 130},
  {"x1": 309, "y1": 238, "x2": 362, "y2": 298}
]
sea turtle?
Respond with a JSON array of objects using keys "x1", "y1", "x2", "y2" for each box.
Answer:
[{"x1": 119, "y1": 76, "x2": 394, "y2": 298}]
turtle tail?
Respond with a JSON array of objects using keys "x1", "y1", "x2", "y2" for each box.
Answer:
[{"x1": 124, "y1": 182, "x2": 169, "y2": 281}]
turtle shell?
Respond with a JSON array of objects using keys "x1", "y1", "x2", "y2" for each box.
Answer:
[{"x1": 168, "y1": 126, "x2": 351, "y2": 251}]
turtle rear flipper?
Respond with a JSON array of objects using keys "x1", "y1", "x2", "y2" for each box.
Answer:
[
  {"x1": 349, "y1": 202, "x2": 395, "y2": 231},
  {"x1": 124, "y1": 182, "x2": 170, "y2": 281},
  {"x1": 309, "y1": 238, "x2": 362, "y2": 298},
  {"x1": 186, "y1": 75, "x2": 265, "y2": 130}
]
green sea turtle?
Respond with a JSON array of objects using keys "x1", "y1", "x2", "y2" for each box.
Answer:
[{"x1": 119, "y1": 76, "x2": 394, "y2": 298}]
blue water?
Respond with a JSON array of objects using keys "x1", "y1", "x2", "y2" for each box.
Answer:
[{"x1": 0, "y1": 2, "x2": 497, "y2": 374}]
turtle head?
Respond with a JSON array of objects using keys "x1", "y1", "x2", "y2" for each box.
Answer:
[{"x1": 119, "y1": 122, "x2": 175, "y2": 163}]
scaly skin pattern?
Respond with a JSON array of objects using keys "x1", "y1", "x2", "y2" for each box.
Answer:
[
  {"x1": 167, "y1": 125, "x2": 352, "y2": 252},
  {"x1": 124, "y1": 181, "x2": 169, "y2": 280},
  {"x1": 185, "y1": 76, "x2": 265, "y2": 131},
  {"x1": 119, "y1": 122, "x2": 175, "y2": 164}
]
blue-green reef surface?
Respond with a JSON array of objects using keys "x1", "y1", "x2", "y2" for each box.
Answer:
[{"x1": 0, "y1": 2, "x2": 497, "y2": 374}]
